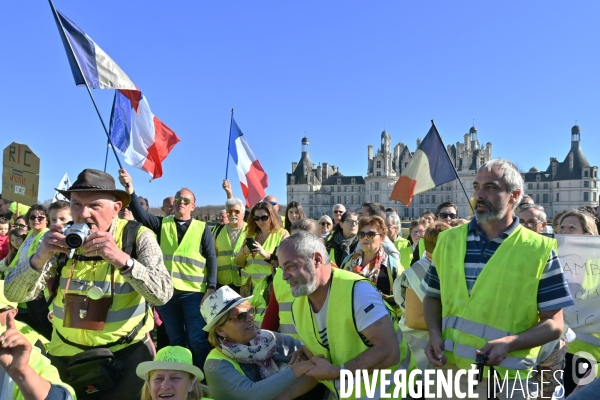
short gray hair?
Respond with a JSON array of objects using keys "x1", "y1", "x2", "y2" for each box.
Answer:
[
  {"x1": 519, "y1": 204, "x2": 547, "y2": 223},
  {"x1": 226, "y1": 197, "x2": 244, "y2": 209},
  {"x1": 332, "y1": 204, "x2": 346, "y2": 212},
  {"x1": 386, "y1": 213, "x2": 401, "y2": 229},
  {"x1": 278, "y1": 231, "x2": 330, "y2": 265},
  {"x1": 479, "y1": 158, "x2": 523, "y2": 209}
]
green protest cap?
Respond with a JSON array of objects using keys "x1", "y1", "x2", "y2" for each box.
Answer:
[{"x1": 136, "y1": 346, "x2": 204, "y2": 381}]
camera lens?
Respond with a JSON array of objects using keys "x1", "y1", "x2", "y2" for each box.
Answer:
[{"x1": 65, "y1": 234, "x2": 84, "y2": 249}]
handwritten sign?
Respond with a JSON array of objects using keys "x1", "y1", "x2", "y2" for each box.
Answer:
[
  {"x1": 557, "y1": 234, "x2": 600, "y2": 333},
  {"x1": 2, "y1": 142, "x2": 40, "y2": 206}
]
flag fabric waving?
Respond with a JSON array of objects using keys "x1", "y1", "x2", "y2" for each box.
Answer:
[
  {"x1": 52, "y1": 9, "x2": 180, "y2": 179},
  {"x1": 52, "y1": 173, "x2": 71, "y2": 203},
  {"x1": 229, "y1": 118, "x2": 269, "y2": 208},
  {"x1": 389, "y1": 123, "x2": 456, "y2": 206}
]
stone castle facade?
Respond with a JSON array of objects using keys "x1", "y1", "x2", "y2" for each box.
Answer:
[{"x1": 286, "y1": 125, "x2": 598, "y2": 220}]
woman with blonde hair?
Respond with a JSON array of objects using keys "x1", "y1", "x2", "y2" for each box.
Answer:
[
  {"x1": 202, "y1": 286, "x2": 317, "y2": 400},
  {"x1": 137, "y1": 346, "x2": 211, "y2": 400}
]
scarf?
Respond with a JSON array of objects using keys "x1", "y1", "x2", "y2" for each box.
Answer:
[
  {"x1": 346, "y1": 247, "x2": 387, "y2": 285},
  {"x1": 219, "y1": 329, "x2": 280, "y2": 379}
]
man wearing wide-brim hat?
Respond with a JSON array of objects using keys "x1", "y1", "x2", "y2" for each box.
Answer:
[{"x1": 5, "y1": 168, "x2": 174, "y2": 399}]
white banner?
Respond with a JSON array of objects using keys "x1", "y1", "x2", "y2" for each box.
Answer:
[
  {"x1": 557, "y1": 234, "x2": 600, "y2": 333},
  {"x1": 52, "y1": 173, "x2": 71, "y2": 203}
]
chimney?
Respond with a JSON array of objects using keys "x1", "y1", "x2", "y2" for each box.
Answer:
[{"x1": 322, "y1": 162, "x2": 329, "y2": 180}]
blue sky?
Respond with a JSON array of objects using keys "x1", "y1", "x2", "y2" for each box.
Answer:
[{"x1": 2, "y1": 1, "x2": 599, "y2": 207}]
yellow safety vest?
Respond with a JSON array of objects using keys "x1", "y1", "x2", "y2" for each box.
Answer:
[
  {"x1": 214, "y1": 224, "x2": 246, "y2": 286},
  {"x1": 249, "y1": 276, "x2": 269, "y2": 327},
  {"x1": 8, "y1": 228, "x2": 48, "y2": 269},
  {"x1": 241, "y1": 229, "x2": 284, "y2": 286},
  {"x1": 435, "y1": 223, "x2": 552, "y2": 379},
  {"x1": 161, "y1": 218, "x2": 207, "y2": 292},
  {"x1": 394, "y1": 236, "x2": 413, "y2": 269},
  {"x1": 17, "y1": 320, "x2": 49, "y2": 351},
  {"x1": 50, "y1": 219, "x2": 154, "y2": 356},
  {"x1": 272, "y1": 268, "x2": 299, "y2": 338},
  {"x1": 292, "y1": 268, "x2": 415, "y2": 399}
]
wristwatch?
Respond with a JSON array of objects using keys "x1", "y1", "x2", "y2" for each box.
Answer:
[{"x1": 119, "y1": 258, "x2": 134, "y2": 272}]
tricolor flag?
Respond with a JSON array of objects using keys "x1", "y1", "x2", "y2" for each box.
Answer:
[
  {"x1": 52, "y1": 8, "x2": 180, "y2": 179},
  {"x1": 229, "y1": 118, "x2": 269, "y2": 208},
  {"x1": 390, "y1": 123, "x2": 456, "y2": 206},
  {"x1": 52, "y1": 173, "x2": 71, "y2": 203}
]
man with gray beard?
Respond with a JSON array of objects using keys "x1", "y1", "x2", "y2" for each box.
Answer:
[
  {"x1": 278, "y1": 232, "x2": 414, "y2": 399},
  {"x1": 421, "y1": 159, "x2": 573, "y2": 400}
]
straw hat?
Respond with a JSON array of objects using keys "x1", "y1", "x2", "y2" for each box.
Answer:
[
  {"x1": 136, "y1": 346, "x2": 204, "y2": 381},
  {"x1": 200, "y1": 286, "x2": 252, "y2": 332}
]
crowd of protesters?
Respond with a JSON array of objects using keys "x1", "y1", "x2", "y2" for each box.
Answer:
[{"x1": 0, "y1": 157, "x2": 599, "y2": 399}]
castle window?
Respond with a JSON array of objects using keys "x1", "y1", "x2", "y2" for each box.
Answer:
[
  {"x1": 375, "y1": 182, "x2": 380, "y2": 191},
  {"x1": 594, "y1": 192, "x2": 597, "y2": 202},
  {"x1": 419, "y1": 195, "x2": 424, "y2": 204},
  {"x1": 425, "y1": 195, "x2": 430, "y2": 204},
  {"x1": 543, "y1": 194, "x2": 548, "y2": 203},
  {"x1": 352, "y1": 195, "x2": 356, "y2": 204},
  {"x1": 556, "y1": 193, "x2": 560, "y2": 202},
  {"x1": 337, "y1": 196, "x2": 341, "y2": 203},
  {"x1": 359, "y1": 186, "x2": 363, "y2": 192},
  {"x1": 537, "y1": 183, "x2": 540, "y2": 189},
  {"x1": 528, "y1": 183, "x2": 533, "y2": 190},
  {"x1": 337, "y1": 179, "x2": 341, "y2": 185},
  {"x1": 330, "y1": 196, "x2": 334, "y2": 204},
  {"x1": 337, "y1": 186, "x2": 341, "y2": 192},
  {"x1": 557, "y1": 182, "x2": 560, "y2": 188},
  {"x1": 330, "y1": 186, "x2": 334, "y2": 192},
  {"x1": 345, "y1": 186, "x2": 349, "y2": 192},
  {"x1": 585, "y1": 171, "x2": 589, "y2": 177},
  {"x1": 345, "y1": 196, "x2": 349, "y2": 204},
  {"x1": 376, "y1": 161, "x2": 381, "y2": 168},
  {"x1": 352, "y1": 186, "x2": 356, "y2": 192},
  {"x1": 351, "y1": 178, "x2": 356, "y2": 184},
  {"x1": 480, "y1": 157, "x2": 485, "y2": 165},
  {"x1": 584, "y1": 192, "x2": 589, "y2": 202},
  {"x1": 432, "y1": 195, "x2": 436, "y2": 204},
  {"x1": 543, "y1": 183, "x2": 548, "y2": 189},
  {"x1": 584, "y1": 181, "x2": 590, "y2": 188},
  {"x1": 374, "y1": 194, "x2": 379, "y2": 202},
  {"x1": 536, "y1": 194, "x2": 539, "y2": 203},
  {"x1": 359, "y1": 195, "x2": 363, "y2": 204},
  {"x1": 404, "y1": 162, "x2": 408, "y2": 168},
  {"x1": 376, "y1": 172, "x2": 381, "y2": 176}
]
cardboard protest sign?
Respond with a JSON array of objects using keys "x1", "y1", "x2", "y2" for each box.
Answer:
[
  {"x1": 2, "y1": 142, "x2": 40, "y2": 206},
  {"x1": 557, "y1": 234, "x2": 600, "y2": 333}
]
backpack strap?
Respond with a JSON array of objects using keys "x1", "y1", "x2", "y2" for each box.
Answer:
[{"x1": 213, "y1": 223, "x2": 226, "y2": 239}]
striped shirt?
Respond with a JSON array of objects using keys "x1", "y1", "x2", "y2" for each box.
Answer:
[{"x1": 421, "y1": 216, "x2": 574, "y2": 312}]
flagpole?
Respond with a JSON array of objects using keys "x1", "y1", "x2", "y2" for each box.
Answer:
[
  {"x1": 225, "y1": 108, "x2": 234, "y2": 179},
  {"x1": 431, "y1": 120, "x2": 475, "y2": 214},
  {"x1": 103, "y1": 139, "x2": 110, "y2": 172},
  {"x1": 48, "y1": 0, "x2": 124, "y2": 171}
]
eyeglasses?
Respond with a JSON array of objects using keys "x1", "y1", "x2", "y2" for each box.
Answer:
[
  {"x1": 358, "y1": 231, "x2": 381, "y2": 239},
  {"x1": 520, "y1": 220, "x2": 542, "y2": 227},
  {"x1": 412, "y1": 229, "x2": 425, "y2": 235},
  {"x1": 344, "y1": 220, "x2": 358, "y2": 225},
  {"x1": 269, "y1": 202, "x2": 278, "y2": 206},
  {"x1": 227, "y1": 307, "x2": 256, "y2": 323},
  {"x1": 438, "y1": 213, "x2": 458, "y2": 220},
  {"x1": 29, "y1": 215, "x2": 46, "y2": 221},
  {"x1": 175, "y1": 197, "x2": 191, "y2": 205},
  {"x1": 320, "y1": 222, "x2": 331, "y2": 226},
  {"x1": 227, "y1": 209, "x2": 241, "y2": 215},
  {"x1": 333, "y1": 210, "x2": 345, "y2": 214},
  {"x1": 253, "y1": 215, "x2": 269, "y2": 222}
]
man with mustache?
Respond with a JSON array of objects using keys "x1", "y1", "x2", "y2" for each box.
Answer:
[
  {"x1": 277, "y1": 232, "x2": 414, "y2": 399},
  {"x1": 213, "y1": 197, "x2": 246, "y2": 293},
  {"x1": 421, "y1": 159, "x2": 573, "y2": 399}
]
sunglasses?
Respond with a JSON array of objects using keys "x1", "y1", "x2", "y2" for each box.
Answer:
[
  {"x1": 175, "y1": 196, "x2": 192, "y2": 205},
  {"x1": 438, "y1": 212, "x2": 458, "y2": 220},
  {"x1": 253, "y1": 215, "x2": 269, "y2": 222},
  {"x1": 269, "y1": 202, "x2": 278, "y2": 206},
  {"x1": 29, "y1": 215, "x2": 46, "y2": 221},
  {"x1": 227, "y1": 209, "x2": 241, "y2": 215},
  {"x1": 228, "y1": 307, "x2": 256, "y2": 323},
  {"x1": 358, "y1": 231, "x2": 381, "y2": 239},
  {"x1": 320, "y1": 222, "x2": 331, "y2": 226},
  {"x1": 333, "y1": 210, "x2": 345, "y2": 214}
]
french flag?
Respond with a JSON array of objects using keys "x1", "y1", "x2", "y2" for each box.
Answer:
[
  {"x1": 52, "y1": 9, "x2": 179, "y2": 179},
  {"x1": 229, "y1": 117, "x2": 269, "y2": 208},
  {"x1": 390, "y1": 123, "x2": 456, "y2": 206}
]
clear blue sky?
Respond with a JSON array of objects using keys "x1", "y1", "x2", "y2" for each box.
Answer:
[{"x1": 2, "y1": 1, "x2": 599, "y2": 207}]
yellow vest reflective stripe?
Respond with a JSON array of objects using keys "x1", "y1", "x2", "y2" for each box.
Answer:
[
  {"x1": 50, "y1": 219, "x2": 154, "y2": 356},
  {"x1": 249, "y1": 276, "x2": 269, "y2": 327},
  {"x1": 273, "y1": 269, "x2": 299, "y2": 338},
  {"x1": 435, "y1": 223, "x2": 551, "y2": 379},
  {"x1": 215, "y1": 223, "x2": 246, "y2": 286},
  {"x1": 241, "y1": 229, "x2": 284, "y2": 285},
  {"x1": 292, "y1": 268, "x2": 415, "y2": 399},
  {"x1": 160, "y1": 218, "x2": 207, "y2": 292},
  {"x1": 394, "y1": 237, "x2": 413, "y2": 269}
]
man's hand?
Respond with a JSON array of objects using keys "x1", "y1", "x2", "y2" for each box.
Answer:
[
  {"x1": 118, "y1": 169, "x2": 134, "y2": 195},
  {"x1": 289, "y1": 346, "x2": 314, "y2": 365},
  {"x1": 477, "y1": 336, "x2": 514, "y2": 366},
  {"x1": 305, "y1": 355, "x2": 340, "y2": 381},
  {"x1": 0, "y1": 312, "x2": 31, "y2": 377},
  {"x1": 31, "y1": 224, "x2": 70, "y2": 269},
  {"x1": 425, "y1": 333, "x2": 447, "y2": 366},
  {"x1": 80, "y1": 231, "x2": 129, "y2": 268},
  {"x1": 201, "y1": 289, "x2": 215, "y2": 305}
]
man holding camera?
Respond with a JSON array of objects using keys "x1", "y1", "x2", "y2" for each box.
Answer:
[
  {"x1": 118, "y1": 168, "x2": 217, "y2": 372},
  {"x1": 4, "y1": 169, "x2": 173, "y2": 399}
]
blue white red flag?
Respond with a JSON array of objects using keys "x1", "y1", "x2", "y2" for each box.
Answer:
[
  {"x1": 229, "y1": 118, "x2": 269, "y2": 208},
  {"x1": 390, "y1": 123, "x2": 456, "y2": 206},
  {"x1": 52, "y1": 9, "x2": 179, "y2": 179}
]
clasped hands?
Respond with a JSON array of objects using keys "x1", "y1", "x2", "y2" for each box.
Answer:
[{"x1": 288, "y1": 346, "x2": 340, "y2": 380}]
